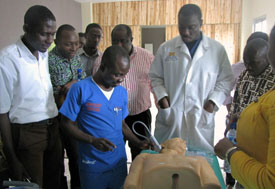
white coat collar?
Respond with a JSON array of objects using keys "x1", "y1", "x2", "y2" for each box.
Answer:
[
  {"x1": 175, "y1": 33, "x2": 209, "y2": 49},
  {"x1": 175, "y1": 33, "x2": 210, "y2": 59}
]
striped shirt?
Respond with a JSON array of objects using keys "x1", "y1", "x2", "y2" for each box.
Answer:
[{"x1": 93, "y1": 46, "x2": 154, "y2": 115}]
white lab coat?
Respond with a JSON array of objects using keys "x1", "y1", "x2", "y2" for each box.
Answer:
[{"x1": 149, "y1": 34, "x2": 234, "y2": 152}]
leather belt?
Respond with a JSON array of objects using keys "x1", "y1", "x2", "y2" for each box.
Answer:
[{"x1": 33, "y1": 118, "x2": 55, "y2": 126}]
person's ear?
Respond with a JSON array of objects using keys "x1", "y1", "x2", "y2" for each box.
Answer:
[
  {"x1": 200, "y1": 19, "x2": 203, "y2": 27},
  {"x1": 130, "y1": 37, "x2": 133, "y2": 42}
]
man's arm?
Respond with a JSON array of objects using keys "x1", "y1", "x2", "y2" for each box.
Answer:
[
  {"x1": 60, "y1": 115, "x2": 116, "y2": 152},
  {"x1": 208, "y1": 48, "x2": 234, "y2": 110},
  {"x1": 158, "y1": 96, "x2": 170, "y2": 109},
  {"x1": 122, "y1": 120, "x2": 150, "y2": 149},
  {"x1": 0, "y1": 113, "x2": 29, "y2": 180},
  {"x1": 149, "y1": 45, "x2": 169, "y2": 103},
  {"x1": 62, "y1": 80, "x2": 78, "y2": 94},
  {"x1": 203, "y1": 100, "x2": 215, "y2": 113}
]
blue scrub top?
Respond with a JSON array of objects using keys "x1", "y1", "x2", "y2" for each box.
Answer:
[{"x1": 60, "y1": 77, "x2": 128, "y2": 172}]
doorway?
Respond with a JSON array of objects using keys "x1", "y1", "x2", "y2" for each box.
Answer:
[{"x1": 141, "y1": 26, "x2": 166, "y2": 55}]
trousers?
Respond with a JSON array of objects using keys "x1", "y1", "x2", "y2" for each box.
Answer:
[{"x1": 11, "y1": 118, "x2": 62, "y2": 188}]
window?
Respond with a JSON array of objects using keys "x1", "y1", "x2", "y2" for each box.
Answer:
[{"x1": 253, "y1": 16, "x2": 267, "y2": 33}]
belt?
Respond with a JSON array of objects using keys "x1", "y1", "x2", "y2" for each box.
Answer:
[{"x1": 12, "y1": 118, "x2": 56, "y2": 127}]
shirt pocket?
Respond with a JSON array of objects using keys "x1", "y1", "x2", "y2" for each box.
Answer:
[
  {"x1": 108, "y1": 104, "x2": 123, "y2": 131},
  {"x1": 200, "y1": 109, "x2": 215, "y2": 126}
]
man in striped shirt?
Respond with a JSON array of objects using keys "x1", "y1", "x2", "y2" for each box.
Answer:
[{"x1": 111, "y1": 24, "x2": 154, "y2": 160}]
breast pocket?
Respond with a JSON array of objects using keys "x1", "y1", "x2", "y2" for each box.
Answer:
[
  {"x1": 200, "y1": 109, "x2": 215, "y2": 126},
  {"x1": 108, "y1": 104, "x2": 123, "y2": 130}
]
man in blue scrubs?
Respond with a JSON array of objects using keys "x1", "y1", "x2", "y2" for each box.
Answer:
[{"x1": 60, "y1": 46, "x2": 149, "y2": 189}]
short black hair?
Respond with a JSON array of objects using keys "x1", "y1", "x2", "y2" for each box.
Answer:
[
  {"x1": 244, "y1": 38, "x2": 268, "y2": 58},
  {"x1": 78, "y1": 32, "x2": 85, "y2": 38},
  {"x1": 55, "y1": 24, "x2": 75, "y2": 41},
  {"x1": 100, "y1": 45, "x2": 129, "y2": 70},
  {"x1": 178, "y1": 4, "x2": 202, "y2": 20},
  {"x1": 111, "y1": 24, "x2": 133, "y2": 40},
  {"x1": 246, "y1": 32, "x2": 268, "y2": 43},
  {"x1": 24, "y1": 5, "x2": 56, "y2": 32},
  {"x1": 85, "y1": 23, "x2": 102, "y2": 34}
]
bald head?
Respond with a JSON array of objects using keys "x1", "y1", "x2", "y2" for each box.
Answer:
[
  {"x1": 96, "y1": 46, "x2": 130, "y2": 89},
  {"x1": 100, "y1": 45, "x2": 130, "y2": 70},
  {"x1": 243, "y1": 38, "x2": 269, "y2": 76}
]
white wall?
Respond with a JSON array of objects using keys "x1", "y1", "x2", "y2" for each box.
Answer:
[
  {"x1": 0, "y1": 0, "x2": 82, "y2": 50},
  {"x1": 81, "y1": 2, "x2": 93, "y2": 32},
  {"x1": 241, "y1": 0, "x2": 275, "y2": 59}
]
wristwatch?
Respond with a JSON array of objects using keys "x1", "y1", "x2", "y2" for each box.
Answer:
[{"x1": 225, "y1": 146, "x2": 238, "y2": 162}]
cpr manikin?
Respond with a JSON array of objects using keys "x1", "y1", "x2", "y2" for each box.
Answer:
[{"x1": 124, "y1": 138, "x2": 220, "y2": 189}]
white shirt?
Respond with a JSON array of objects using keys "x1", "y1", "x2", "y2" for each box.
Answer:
[
  {"x1": 149, "y1": 34, "x2": 234, "y2": 152},
  {"x1": 92, "y1": 78, "x2": 114, "y2": 100},
  {"x1": 0, "y1": 38, "x2": 58, "y2": 124}
]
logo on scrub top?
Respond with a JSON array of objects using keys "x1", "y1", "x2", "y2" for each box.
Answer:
[
  {"x1": 87, "y1": 103, "x2": 102, "y2": 112},
  {"x1": 82, "y1": 159, "x2": 96, "y2": 165}
]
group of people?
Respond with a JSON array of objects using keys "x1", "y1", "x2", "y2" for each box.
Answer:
[{"x1": 0, "y1": 3, "x2": 274, "y2": 189}]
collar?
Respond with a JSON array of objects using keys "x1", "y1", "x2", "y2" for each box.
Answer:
[
  {"x1": 255, "y1": 64, "x2": 273, "y2": 78},
  {"x1": 16, "y1": 37, "x2": 47, "y2": 60},
  {"x1": 130, "y1": 46, "x2": 137, "y2": 58},
  {"x1": 175, "y1": 33, "x2": 210, "y2": 51},
  {"x1": 78, "y1": 47, "x2": 100, "y2": 58},
  {"x1": 50, "y1": 47, "x2": 71, "y2": 62}
]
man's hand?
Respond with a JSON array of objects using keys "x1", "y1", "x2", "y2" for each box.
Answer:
[
  {"x1": 214, "y1": 138, "x2": 235, "y2": 160},
  {"x1": 224, "y1": 114, "x2": 239, "y2": 136},
  {"x1": 203, "y1": 100, "x2": 215, "y2": 113},
  {"x1": 91, "y1": 138, "x2": 116, "y2": 152},
  {"x1": 137, "y1": 139, "x2": 151, "y2": 150},
  {"x1": 63, "y1": 80, "x2": 77, "y2": 95},
  {"x1": 9, "y1": 157, "x2": 30, "y2": 181},
  {"x1": 158, "y1": 96, "x2": 170, "y2": 109},
  {"x1": 122, "y1": 120, "x2": 152, "y2": 150},
  {"x1": 0, "y1": 113, "x2": 30, "y2": 181}
]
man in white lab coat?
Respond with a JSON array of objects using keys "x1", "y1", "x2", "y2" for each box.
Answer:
[{"x1": 149, "y1": 4, "x2": 234, "y2": 152}]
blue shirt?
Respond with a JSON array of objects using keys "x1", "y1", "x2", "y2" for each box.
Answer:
[{"x1": 59, "y1": 77, "x2": 128, "y2": 172}]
